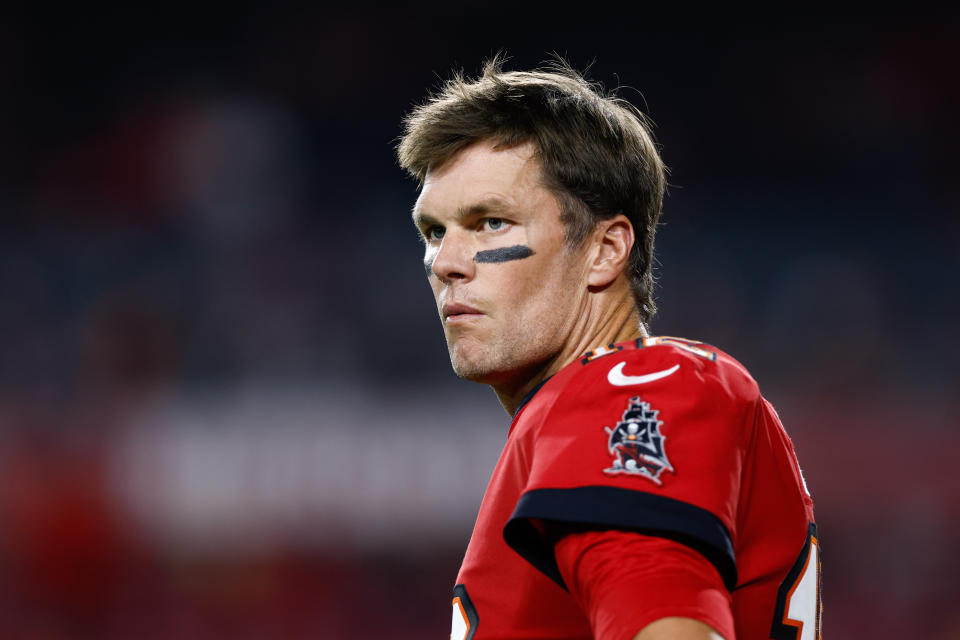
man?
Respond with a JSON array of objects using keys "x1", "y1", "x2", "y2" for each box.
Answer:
[{"x1": 397, "y1": 59, "x2": 820, "y2": 640}]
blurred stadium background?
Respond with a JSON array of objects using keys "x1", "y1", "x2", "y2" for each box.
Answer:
[{"x1": 1, "y1": 5, "x2": 957, "y2": 639}]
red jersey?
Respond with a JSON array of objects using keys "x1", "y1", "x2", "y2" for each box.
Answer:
[{"x1": 450, "y1": 337, "x2": 820, "y2": 640}]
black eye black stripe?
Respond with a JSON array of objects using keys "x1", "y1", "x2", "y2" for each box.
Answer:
[{"x1": 474, "y1": 245, "x2": 534, "y2": 263}]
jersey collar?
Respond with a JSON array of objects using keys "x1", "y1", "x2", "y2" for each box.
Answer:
[{"x1": 512, "y1": 377, "x2": 552, "y2": 418}]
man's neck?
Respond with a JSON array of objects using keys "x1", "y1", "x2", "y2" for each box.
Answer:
[{"x1": 492, "y1": 300, "x2": 648, "y2": 416}]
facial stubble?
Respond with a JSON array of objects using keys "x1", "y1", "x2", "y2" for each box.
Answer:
[
  {"x1": 439, "y1": 244, "x2": 539, "y2": 382},
  {"x1": 443, "y1": 244, "x2": 582, "y2": 386}
]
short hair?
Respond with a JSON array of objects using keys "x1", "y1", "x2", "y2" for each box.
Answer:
[{"x1": 397, "y1": 57, "x2": 667, "y2": 324}]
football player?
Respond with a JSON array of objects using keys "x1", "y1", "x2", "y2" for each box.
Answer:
[{"x1": 397, "y1": 58, "x2": 820, "y2": 640}]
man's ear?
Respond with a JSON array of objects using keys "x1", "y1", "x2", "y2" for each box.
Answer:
[{"x1": 587, "y1": 214, "x2": 635, "y2": 289}]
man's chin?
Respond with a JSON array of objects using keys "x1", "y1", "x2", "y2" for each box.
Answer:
[
  {"x1": 450, "y1": 359, "x2": 501, "y2": 384},
  {"x1": 449, "y1": 351, "x2": 509, "y2": 385},
  {"x1": 449, "y1": 351, "x2": 529, "y2": 386}
]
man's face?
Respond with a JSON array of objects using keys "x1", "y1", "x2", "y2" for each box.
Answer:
[{"x1": 412, "y1": 140, "x2": 592, "y2": 385}]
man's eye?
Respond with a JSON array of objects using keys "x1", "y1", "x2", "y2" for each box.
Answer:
[
  {"x1": 483, "y1": 218, "x2": 505, "y2": 231},
  {"x1": 426, "y1": 226, "x2": 445, "y2": 241}
]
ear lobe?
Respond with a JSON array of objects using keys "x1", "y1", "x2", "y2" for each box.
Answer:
[{"x1": 587, "y1": 215, "x2": 634, "y2": 289}]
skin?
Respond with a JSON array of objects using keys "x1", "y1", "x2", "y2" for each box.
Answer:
[
  {"x1": 413, "y1": 139, "x2": 724, "y2": 640},
  {"x1": 633, "y1": 617, "x2": 726, "y2": 640},
  {"x1": 412, "y1": 139, "x2": 645, "y2": 414}
]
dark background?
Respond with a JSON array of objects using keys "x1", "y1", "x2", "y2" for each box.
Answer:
[{"x1": 0, "y1": 5, "x2": 957, "y2": 639}]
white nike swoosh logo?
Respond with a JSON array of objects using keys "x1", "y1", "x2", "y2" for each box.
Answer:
[{"x1": 607, "y1": 362, "x2": 680, "y2": 386}]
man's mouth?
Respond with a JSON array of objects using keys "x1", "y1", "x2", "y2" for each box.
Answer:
[{"x1": 442, "y1": 302, "x2": 483, "y2": 323}]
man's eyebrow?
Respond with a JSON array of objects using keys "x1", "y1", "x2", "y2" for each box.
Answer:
[
  {"x1": 459, "y1": 196, "x2": 514, "y2": 217},
  {"x1": 412, "y1": 197, "x2": 515, "y2": 228},
  {"x1": 411, "y1": 209, "x2": 440, "y2": 230}
]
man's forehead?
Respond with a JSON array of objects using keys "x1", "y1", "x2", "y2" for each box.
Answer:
[
  {"x1": 428, "y1": 141, "x2": 539, "y2": 188},
  {"x1": 413, "y1": 141, "x2": 546, "y2": 221}
]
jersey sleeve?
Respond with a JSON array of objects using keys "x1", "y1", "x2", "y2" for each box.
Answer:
[
  {"x1": 555, "y1": 529, "x2": 734, "y2": 640},
  {"x1": 503, "y1": 344, "x2": 757, "y2": 592}
]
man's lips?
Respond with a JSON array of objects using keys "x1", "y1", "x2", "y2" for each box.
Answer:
[{"x1": 442, "y1": 302, "x2": 483, "y2": 322}]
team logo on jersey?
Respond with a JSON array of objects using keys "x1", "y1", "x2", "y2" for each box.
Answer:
[{"x1": 603, "y1": 395, "x2": 674, "y2": 484}]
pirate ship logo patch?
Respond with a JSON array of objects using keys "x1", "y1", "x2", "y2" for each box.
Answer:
[{"x1": 604, "y1": 395, "x2": 674, "y2": 485}]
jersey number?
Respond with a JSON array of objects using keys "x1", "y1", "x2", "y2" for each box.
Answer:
[
  {"x1": 770, "y1": 523, "x2": 822, "y2": 640},
  {"x1": 641, "y1": 336, "x2": 717, "y2": 361},
  {"x1": 451, "y1": 584, "x2": 478, "y2": 640}
]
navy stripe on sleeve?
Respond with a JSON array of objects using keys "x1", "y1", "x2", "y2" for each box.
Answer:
[{"x1": 503, "y1": 486, "x2": 737, "y2": 591}]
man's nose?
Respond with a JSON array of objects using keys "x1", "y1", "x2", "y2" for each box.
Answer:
[{"x1": 430, "y1": 232, "x2": 475, "y2": 283}]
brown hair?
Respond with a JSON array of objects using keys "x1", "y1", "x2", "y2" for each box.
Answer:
[{"x1": 397, "y1": 57, "x2": 667, "y2": 324}]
